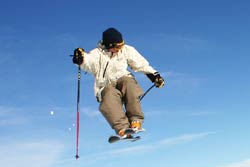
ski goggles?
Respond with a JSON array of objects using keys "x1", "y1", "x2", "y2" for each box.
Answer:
[{"x1": 113, "y1": 40, "x2": 125, "y2": 49}]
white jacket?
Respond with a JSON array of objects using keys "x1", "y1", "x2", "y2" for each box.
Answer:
[{"x1": 80, "y1": 43, "x2": 157, "y2": 101}]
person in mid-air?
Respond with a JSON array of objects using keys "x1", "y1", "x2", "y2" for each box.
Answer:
[{"x1": 72, "y1": 27, "x2": 165, "y2": 138}]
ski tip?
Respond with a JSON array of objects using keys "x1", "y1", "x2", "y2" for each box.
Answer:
[
  {"x1": 135, "y1": 136, "x2": 141, "y2": 140},
  {"x1": 108, "y1": 136, "x2": 120, "y2": 143}
]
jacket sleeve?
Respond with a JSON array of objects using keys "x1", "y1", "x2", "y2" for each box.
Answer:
[
  {"x1": 80, "y1": 49, "x2": 99, "y2": 74},
  {"x1": 125, "y1": 45, "x2": 157, "y2": 74}
]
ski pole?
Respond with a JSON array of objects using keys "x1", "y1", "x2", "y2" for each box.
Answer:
[
  {"x1": 75, "y1": 65, "x2": 81, "y2": 160},
  {"x1": 140, "y1": 83, "x2": 156, "y2": 101}
]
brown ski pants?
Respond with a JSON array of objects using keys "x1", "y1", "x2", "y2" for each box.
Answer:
[{"x1": 99, "y1": 76, "x2": 144, "y2": 134}]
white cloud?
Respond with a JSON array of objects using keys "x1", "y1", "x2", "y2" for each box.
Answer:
[
  {"x1": 81, "y1": 107, "x2": 100, "y2": 118},
  {"x1": 220, "y1": 159, "x2": 250, "y2": 167},
  {"x1": 76, "y1": 131, "x2": 216, "y2": 165},
  {"x1": 0, "y1": 117, "x2": 27, "y2": 126},
  {"x1": 144, "y1": 109, "x2": 172, "y2": 117},
  {"x1": 155, "y1": 71, "x2": 208, "y2": 92},
  {"x1": 148, "y1": 33, "x2": 212, "y2": 54},
  {"x1": 0, "y1": 140, "x2": 64, "y2": 167},
  {"x1": 144, "y1": 109, "x2": 217, "y2": 118},
  {"x1": 0, "y1": 106, "x2": 28, "y2": 126},
  {"x1": 0, "y1": 106, "x2": 20, "y2": 116},
  {"x1": 164, "y1": 71, "x2": 186, "y2": 78},
  {"x1": 188, "y1": 111, "x2": 217, "y2": 116},
  {"x1": 158, "y1": 131, "x2": 216, "y2": 145}
]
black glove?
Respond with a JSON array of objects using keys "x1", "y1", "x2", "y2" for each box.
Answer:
[
  {"x1": 72, "y1": 48, "x2": 84, "y2": 65},
  {"x1": 146, "y1": 72, "x2": 165, "y2": 88}
]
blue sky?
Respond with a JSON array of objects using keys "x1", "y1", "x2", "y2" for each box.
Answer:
[{"x1": 1, "y1": 0, "x2": 250, "y2": 167}]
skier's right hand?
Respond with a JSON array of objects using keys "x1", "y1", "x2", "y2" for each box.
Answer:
[{"x1": 73, "y1": 48, "x2": 84, "y2": 65}]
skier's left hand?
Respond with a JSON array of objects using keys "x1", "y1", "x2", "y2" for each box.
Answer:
[{"x1": 155, "y1": 74, "x2": 165, "y2": 88}]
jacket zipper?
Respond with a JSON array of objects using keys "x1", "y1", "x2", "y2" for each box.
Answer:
[{"x1": 103, "y1": 61, "x2": 109, "y2": 78}]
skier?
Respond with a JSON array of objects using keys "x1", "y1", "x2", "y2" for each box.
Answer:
[{"x1": 72, "y1": 27, "x2": 165, "y2": 138}]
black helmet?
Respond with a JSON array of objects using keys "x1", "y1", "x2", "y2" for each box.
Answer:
[{"x1": 102, "y1": 27, "x2": 124, "y2": 49}]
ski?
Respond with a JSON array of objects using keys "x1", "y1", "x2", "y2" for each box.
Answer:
[
  {"x1": 108, "y1": 128, "x2": 145, "y2": 144},
  {"x1": 108, "y1": 135, "x2": 141, "y2": 143}
]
